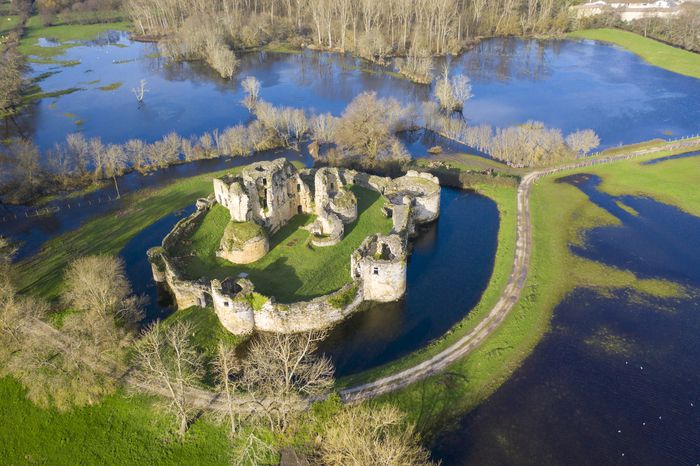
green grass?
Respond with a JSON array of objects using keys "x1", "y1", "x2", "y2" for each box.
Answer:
[
  {"x1": 179, "y1": 186, "x2": 392, "y2": 302},
  {"x1": 19, "y1": 17, "x2": 130, "y2": 63},
  {"x1": 586, "y1": 149, "x2": 700, "y2": 217},
  {"x1": 0, "y1": 377, "x2": 232, "y2": 465},
  {"x1": 163, "y1": 306, "x2": 241, "y2": 360},
  {"x1": 15, "y1": 164, "x2": 262, "y2": 302},
  {"x1": 375, "y1": 150, "x2": 692, "y2": 434},
  {"x1": 569, "y1": 28, "x2": 700, "y2": 79},
  {"x1": 0, "y1": 14, "x2": 18, "y2": 35},
  {"x1": 98, "y1": 81, "x2": 123, "y2": 91}
]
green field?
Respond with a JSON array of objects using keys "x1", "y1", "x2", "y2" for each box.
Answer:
[
  {"x1": 0, "y1": 377, "x2": 232, "y2": 465},
  {"x1": 179, "y1": 186, "x2": 392, "y2": 302},
  {"x1": 19, "y1": 16, "x2": 130, "y2": 64},
  {"x1": 380, "y1": 149, "x2": 693, "y2": 434},
  {"x1": 0, "y1": 14, "x2": 18, "y2": 35},
  {"x1": 569, "y1": 28, "x2": 700, "y2": 79}
]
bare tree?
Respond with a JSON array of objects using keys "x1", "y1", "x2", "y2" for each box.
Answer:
[
  {"x1": 212, "y1": 342, "x2": 241, "y2": 438},
  {"x1": 435, "y1": 65, "x2": 472, "y2": 113},
  {"x1": 132, "y1": 78, "x2": 149, "y2": 104},
  {"x1": 566, "y1": 129, "x2": 601, "y2": 156},
  {"x1": 135, "y1": 321, "x2": 204, "y2": 437},
  {"x1": 241, "y1": 76, "x2": 261, "y2": 111},
  {"x1": 320, "y1": 403, "x2": 435, "y2": 466},
  {"x1": 240, "y1": 329, "x2": 334, "y2": 430}
]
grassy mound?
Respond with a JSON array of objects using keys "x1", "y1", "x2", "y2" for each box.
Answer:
[
  {"x1": 220, "y1": 219, "x2": 266, "y2": 250},
  {"x1": 180, "y1": 186, "x2": 392, "y2": 302}
]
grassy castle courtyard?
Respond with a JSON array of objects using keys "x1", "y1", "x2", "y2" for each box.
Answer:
[{"x1": 175, "y1": 185, "x2": 393, "y2": 302}]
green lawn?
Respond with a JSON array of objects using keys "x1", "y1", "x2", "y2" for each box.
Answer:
[
  {"x1": 179, "y1": 186, "x2": 393, "y2": 302},
  {"x1": 569, "y1": 28, "x2": 700, "y2": 79},
  {"x1": 379, "y1": 149, "x2": 692, "y2": 434},
  {"x1": 15, "y1": 164, "x2": 258, "y2": 302},
  {"x1": 19, "y1": 16, "x2": 130, "y2": 64},
  {"x1": 0, "y1": 377, "x2": 232, "y2": 465},
  {"x1": 0, "y1": 14, "x2": 18, "y2": 35}
]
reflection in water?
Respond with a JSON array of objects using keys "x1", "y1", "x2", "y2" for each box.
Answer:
[
  {"x1": 433, "y1": 174, "x2": 700, "y2": 465},
  {"x1": 4, "y1": 33, "x2": 700, "y2": 151}
]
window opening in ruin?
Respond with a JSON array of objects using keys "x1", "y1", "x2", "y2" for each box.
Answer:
[
  {"x1": 373, "y1": 266, "x2": 379, "y2": 275},
  {"x1": 263, "y1": 178, "x2": 267, "y2": 186},
  {"x1": 297, "y1": 183, "x2": 301, "y2": 192},
  {"x1": 223, "y1": 301, "x2": 229, "y2": 307},
  {"x1": 298, "y1": 205, "x2": 302, "y2": 214},
  {"x1": 330, "y1": 182, "x2": 335, "y2": 191}
]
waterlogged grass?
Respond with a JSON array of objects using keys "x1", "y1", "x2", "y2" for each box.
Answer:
[
  {"x1": 98, "y1": 81, "x2": 123, "y2": 91},
  {"x1": 0, "y1": 377, "x2": 232, "y2": 465},
  {"x1": 588, "y1": 150, "x2": 700, "y2": 217},
  {"x1": 19, "y1": 17, "x2": 130, "y2": 63},
  {"x1": 15, "y1": 163, "x2": 266, "y2": 301},
  {"x1": 569, "y1": 28, "x2": 700, "y2": 79},
  {"x1": 378, "y1": 152, "x2": 690, "y2": 433},
  {"x1": 181, "y1": 186, "x2": 392, "y2": 302}
]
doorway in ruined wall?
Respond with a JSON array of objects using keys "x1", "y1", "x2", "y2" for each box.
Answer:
[{"x1": 199, "y1": 292, "x2": 214, "y2": 308}]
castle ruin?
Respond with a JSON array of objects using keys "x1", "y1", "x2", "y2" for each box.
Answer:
[{"x1": 148, "y1": 159, "x2": 441, "y2": 336}]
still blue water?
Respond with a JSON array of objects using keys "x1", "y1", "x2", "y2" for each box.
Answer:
[{"x1": 7, "y1": 34, "x2": 700, "y2": 151}]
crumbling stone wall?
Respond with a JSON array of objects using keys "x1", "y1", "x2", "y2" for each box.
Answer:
[
  {"x1": 351, "y1": 234, "x2": 407, "y2": 302},
  {"x1": 148, "y1": 161, "x2": 442, "y2": 335}
]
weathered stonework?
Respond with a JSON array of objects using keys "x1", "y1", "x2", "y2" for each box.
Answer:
[{"x1": 148, "y1": 159, "x2": 441, "y2": 336}]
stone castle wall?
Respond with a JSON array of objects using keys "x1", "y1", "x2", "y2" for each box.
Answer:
[{"x1": 149, "y1": 162, "x2": 441, "y2": 335}]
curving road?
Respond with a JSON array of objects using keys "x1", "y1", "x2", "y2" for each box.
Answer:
[{"x1": 18, "y1": 138, "x2": 700, "y2": 409}]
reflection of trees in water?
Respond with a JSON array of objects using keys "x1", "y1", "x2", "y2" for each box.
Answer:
[
  {"x1": 456, "y1": 38, "x2": 560, "y2": 83},
  {"x1": 82, "y1": 30, "x2": 125, "y2": 47},
  {"x1": 150, "y1": 57, "x2": 239, "y2": 93},
  {"x1": 1, "y1": 103, "x2": 38, "y2": 143}
]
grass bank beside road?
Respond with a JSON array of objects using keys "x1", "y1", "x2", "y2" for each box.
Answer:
[{"x1": 569, "y1": 28, "x2": 700, "y2": 79}]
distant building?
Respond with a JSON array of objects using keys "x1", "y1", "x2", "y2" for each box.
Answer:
[{"x1": 572, "y1": 0, "x2": 682, "y2": 21}]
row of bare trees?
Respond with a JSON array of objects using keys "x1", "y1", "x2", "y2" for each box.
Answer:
[
  {"x1": 126, "y1": 0, "x2": 573, "y2": 75},
  {"x1": 423, "y1": 103, "x2": 600, "y2": 167}
]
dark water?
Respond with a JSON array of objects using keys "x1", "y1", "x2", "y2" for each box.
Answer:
[
  {"x1": 119, "y1": 205, "x2": 195, "y2": 323},
  {"x1": 321, "y1": 187, "x2": 500, "y2": 376},
  {"x1": 117, "y1": 187, "x2": 499, "y2": 375},
  {"x1": 433, "y1": 174, "x2": 700, "y2": 465},
  {"x1": 6, "y1": 34, "x2": 700, "y2": 151},
  {"x1": 641, "y1": 149, "x2": 700, "y2": 165}
]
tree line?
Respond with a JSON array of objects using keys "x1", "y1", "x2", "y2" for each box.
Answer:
[
  {"x1": 125, "y1": 0, "x2": 574, "y2": 78},
  {"x1": 0, "y1": 74, "x2": 601, "y2": 203}
]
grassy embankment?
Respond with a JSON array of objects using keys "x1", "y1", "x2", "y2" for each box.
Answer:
[
  {"x1": 180, "y1": 186, "x2": 392, "y2": 302},
  {"x1": 374, "y1": 148, "x2": 697, "y2": 436},
  {"x1": 0, "y1": 14, "x2": 18, "y2": 35},
  {"x1": 569, "y1": 28, "x2": 700, "y2": 80},
  {"x1": 0, "y1": 377, "x2": 232, "y2": 466}
]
